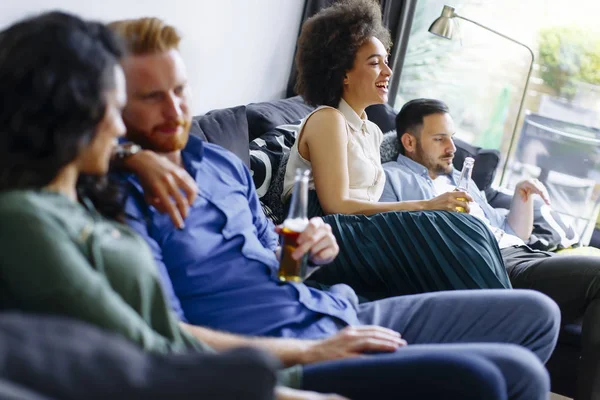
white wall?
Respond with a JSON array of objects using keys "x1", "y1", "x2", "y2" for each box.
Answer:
[{"x1": 0, "y1": 0, "x2": 305, "y2": 115}]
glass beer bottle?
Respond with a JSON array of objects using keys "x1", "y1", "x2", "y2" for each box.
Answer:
[
  {"x1": 454, "y1": 157, "x2": 474, "y2": 213},
  {"x1": 278, "y1": 168, "x2": 310, "y2": 282}
]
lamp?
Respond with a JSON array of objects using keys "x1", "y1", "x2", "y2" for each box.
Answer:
[{"x1": 429, "y1": 5, "x2": 535, "y2": 186}]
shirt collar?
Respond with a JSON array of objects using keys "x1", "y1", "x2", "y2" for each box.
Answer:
[
  {"x1": 181, "y1": 135, "x2": 205, "y2": 172},
  {"x1": 338, "y1": 98, "x2": 367, "y2": 132},
  {"x1": 395, "y1": 153, "x2": 430, "y2": 177}
]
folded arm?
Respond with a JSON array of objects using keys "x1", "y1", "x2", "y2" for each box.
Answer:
[
  {"x1": 506, "y1": 179, "x2": 551, "y2": 240},
  {"x1": 117, "y1": 149, "x2": 198, "y2": 229},
  {"x1": 181, "y1": 323, "x2": 406, "y2": 367}
]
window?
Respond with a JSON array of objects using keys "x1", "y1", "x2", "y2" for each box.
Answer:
[{"x1": 393, "y1": 0, "x2": 600, "y2": 243}]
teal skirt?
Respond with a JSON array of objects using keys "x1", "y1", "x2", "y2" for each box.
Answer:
[{"x1": 300, "y1": 193, "x2": 512, "y2": 300}]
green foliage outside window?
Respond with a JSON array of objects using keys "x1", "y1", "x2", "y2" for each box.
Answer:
[{"x1": 538, "y1": 26, "x2": 600, "y2": 99}]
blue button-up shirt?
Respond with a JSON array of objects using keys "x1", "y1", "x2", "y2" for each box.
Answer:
[
  {"x1": 124, "y1": 136, "x2": 358, "y2": 338},
  {"x1": 381, "y1": 154, "x2": 517, "y2": 237}
]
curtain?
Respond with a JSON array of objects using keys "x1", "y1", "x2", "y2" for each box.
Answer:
[{"x1": 286, "y1": 0, "x2": 418, "y2": 100}]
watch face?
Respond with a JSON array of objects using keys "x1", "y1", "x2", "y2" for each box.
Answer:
[{"x1": 115, "y1": 142, "x2": 141, "y2": 159}]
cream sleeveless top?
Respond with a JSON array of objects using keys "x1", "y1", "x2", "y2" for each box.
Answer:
[{"x1": 282, "y1": 99, "x2": 385, "y2": 203}]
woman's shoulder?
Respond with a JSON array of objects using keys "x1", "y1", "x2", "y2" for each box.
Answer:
[
  {"x1": 302, "y1": 106, "x2": 348, "y2": 136},
  {"x1": 307, "y1": 105, "x2": 346, "y2": 122},
  {"x1": 0, "y1": 190, "x2": 86, "y2": 232},
  {"x1": 0, "y1": 190, "x2": 53, "y2": 216}
]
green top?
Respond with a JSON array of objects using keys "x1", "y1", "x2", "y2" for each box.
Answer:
[
  {"x1": 0, "y1": 190, "x2": 301, "y2": 388},
  {"x1": 0, "y1": 190, "x2": 207, "y2": 353}
]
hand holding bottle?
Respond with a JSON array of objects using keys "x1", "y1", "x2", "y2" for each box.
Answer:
[
  {"x1": 426, "y1": 191, "x2": 473, "y2": 213},
  {"x1": 454, "y1": 157, "x2": 475, "y2": 212}
]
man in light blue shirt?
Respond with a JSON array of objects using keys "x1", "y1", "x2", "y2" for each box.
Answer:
[{"x1": 382, "y1": 98, "x2": 600, "y2": 399}]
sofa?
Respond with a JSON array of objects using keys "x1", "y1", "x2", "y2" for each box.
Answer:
[{"x1": 190, "y1": 95, "x2": 581, "y2": 398}]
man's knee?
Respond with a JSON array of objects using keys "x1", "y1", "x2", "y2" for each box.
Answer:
[
  {"x1": 514, "y1": 289, "x2": 560, "y2": 330},
  {"x1": 495, "y1": 344, "x2": 550, "y2": 397}
]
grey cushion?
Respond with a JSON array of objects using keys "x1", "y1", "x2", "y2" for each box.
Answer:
[
  {"x1": 246, "y1": 96, "x2": 313, "y2": 141},
  {"x1": 194, "y1": 105, "x2": 250, "y2": 167}
]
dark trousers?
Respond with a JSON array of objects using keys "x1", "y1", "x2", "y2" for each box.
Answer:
[
  {"x1": 0, "y1": 312, "x2": 278, "y2": 400},
  {"x1": 304, "y1": 350, "x2": 507, "y2": 400},
  {"x1": 303, "y1": 288, "x2": 558, "y2": 400},
  {"x1": 503, "y1": 245, "x2": 600, "y2": 400}
]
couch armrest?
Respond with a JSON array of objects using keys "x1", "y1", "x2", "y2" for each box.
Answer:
[{"x1": 486, "y1": 187, "x2": 512, "y2": 209}]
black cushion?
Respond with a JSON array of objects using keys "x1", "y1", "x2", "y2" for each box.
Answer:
[
  {"x1": 246, "y1": 96, "x2": 313, "y2": 141},
  {"x1": 193, "y1": 105, "x2": 250, "y2": 167},
  {"x1": 452, "y1": 138, "x2": 501, "y2": 191},
  {"x1": 366, "y1": 103, "x2": 396, "y2": 133}
]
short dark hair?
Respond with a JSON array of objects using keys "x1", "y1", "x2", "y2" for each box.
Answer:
[
  {"x1": 0, "y1": 11, "x2": 124, "y2": 190},
  {"x1": 395, "y1": 98, "x2": 450, "y2": 154},
  {"x1": 295, "y1": 0, "x2": 392, "y2": 107}
]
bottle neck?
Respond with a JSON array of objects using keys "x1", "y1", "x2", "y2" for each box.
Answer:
[
  {"x1": 456, "y1": 162, "x2": 473, "y2": 191},
  {"x1": 287, "y1": 176, "x2": 309, "y2": 221}
]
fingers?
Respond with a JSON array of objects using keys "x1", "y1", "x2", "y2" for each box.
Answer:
[
  {"x1": 338, "y1": 327, "x2": 406, "y2": 353},
  {"x1": 452, "y1": 191, "x2": 473, "y2": 202},
  {"x1": 163, "y1": 173, "x2": 190, "y2": 222},
  {"x1": 350, "y1": 337, "x2": 407, "y2": 353},
  {"x1": 519, "y1": 180, "x2": 551, "y2": 205},
  {"x1": 293, "y1": 218, "x2": 338, "y2": 262},
  {"x1": 173, "y1": 168, "x2": 198, "y2": 206},
  {"x1": 455, "y1": 200, "x2": 470, "y2": 213},
  {"x1": 340, "y1": 326, "x2": 407, "y2": 349},
  {"x1": 346, "y1": 325, "x2": 402, "y2": 338},
  {"x1": 310, "y1": 246, "x2": 338, "y2": 265},
  {"x1": 146, "y1": 182, "x2": 185, "y2": 229},
  {"x1": 292, "y1": 224, "x2": 327, "y2": 260},
  {"x1": 305, "y1": 226, "x2": 339, "y2": 264},
  {"x1": 531, "y1": 180, "x2": 551, "y2": 205}
]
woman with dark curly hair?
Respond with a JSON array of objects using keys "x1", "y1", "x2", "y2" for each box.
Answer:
[{"x1": 282, "y1": 0, "x2": 512, "y2": 299}]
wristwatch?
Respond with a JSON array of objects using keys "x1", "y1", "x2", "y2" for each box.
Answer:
[{"x1": 113, "y1": 142, "x2": 142, "y2": 161}]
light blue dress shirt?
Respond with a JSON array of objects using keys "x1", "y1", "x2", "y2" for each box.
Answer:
[{"x1": 381, "y1": 154, "x2": 519, "y2": 238}]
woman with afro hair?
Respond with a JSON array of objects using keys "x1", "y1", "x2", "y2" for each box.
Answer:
[{"x1": 282, "y1": 0, "x2": 512, "y2": 299}]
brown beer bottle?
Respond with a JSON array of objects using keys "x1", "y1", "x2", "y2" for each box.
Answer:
[
  {"x1": 454, "y1": 157, "x2": 474, "y2": 213},
  {"x1": 278, "y1": 168, "x2": 310, "y2": 282}
]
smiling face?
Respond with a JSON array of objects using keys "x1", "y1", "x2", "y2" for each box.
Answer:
[
  {"x1": 121, "y1": 48, "x2": 191, "y2": 154},
  {"x1": 342, "y1": 36, "x2": 392, "y2": 110},
  {"x1": 76, "y1": 65, "x2": 127, "y2": 175},
  {"x1": 404, "y1": 112, "x2": 457, "y2": 179}
]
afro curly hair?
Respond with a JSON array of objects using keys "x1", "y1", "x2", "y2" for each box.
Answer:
[{"x1": 295, "y1": 0, "x2": 392, "y2": 108}]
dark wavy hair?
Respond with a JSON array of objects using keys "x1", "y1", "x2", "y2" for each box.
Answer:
[
  {"x1": 295, "y1": 0, "x2": 392, "y2": 107},
  {"x1": 395, "y1": 99, "x2": 450, "y2": 155},
  {"x1": 0, "y1": 12, "x2": 124, "y2": 190},
  {"x1": 0, "y1": 11, "x2": 127, "y2": 218}
]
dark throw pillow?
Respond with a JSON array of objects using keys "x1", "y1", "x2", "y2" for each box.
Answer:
[
  {"x1": 249, "y1": 123, "x2": 300, "y2": 199},
  {"x1": 366, "y1": 103, "x2": 397, "y2": 134},
  {"x1": 453, "y1": 138, "x2": 501, "y2": 191}
]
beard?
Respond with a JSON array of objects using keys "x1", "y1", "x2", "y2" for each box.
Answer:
[
  {"x1": 126, "y1": 118, "x2": 191, "y2": 153},
  {"x1": 414, "y1": 140, "x2": 454, "y2": 177}
]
